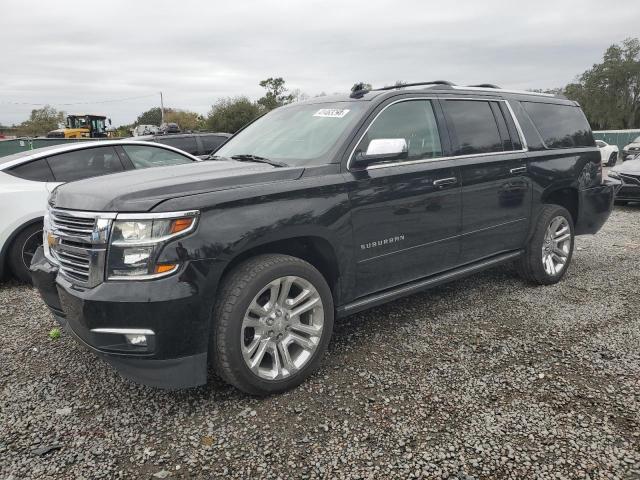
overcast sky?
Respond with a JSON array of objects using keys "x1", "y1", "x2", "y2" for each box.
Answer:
[{"x1": 1, "y1": 0, "x2": 639, "y2": 126}]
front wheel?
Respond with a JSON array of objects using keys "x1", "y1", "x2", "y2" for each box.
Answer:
[
  {"x1": 8, "y1": 222, "x2": 43, "y2": 283},
  {"x1": 517, "y1": 205, "x2": 574, "y2": 285},
  {"x1": 211, "y1": 254, "x2": 334, "y2": 395}
]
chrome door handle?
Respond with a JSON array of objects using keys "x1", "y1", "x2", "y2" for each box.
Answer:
[
  {"x1": 510, "y1": 166, "x2": 527, "y2": 175},
  {"x1": 433, "y1": 177, "x2": 457, "y2": 187}
]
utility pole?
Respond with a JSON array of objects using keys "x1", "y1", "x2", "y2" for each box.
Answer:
[{"x1": 160, "y1": 91, "x2": 165, "y2": 125}]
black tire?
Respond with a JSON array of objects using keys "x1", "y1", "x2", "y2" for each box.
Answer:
[
  {"x1": 608, "y1": 152, "x2": 617, "y2": 167},
  {"x1": 8, "y1": 222, "x2": 43, "y2": 284},
  {"x1": 517, "y1": 205, "x2": 574, "y2": 285},
  {"x1": 211, "y1": 254, "x2": 334, "y2": 395}
]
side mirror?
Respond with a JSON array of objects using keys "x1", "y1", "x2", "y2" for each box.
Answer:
[{"x1": 353, "y1": 138, "x2": 408, "y2": 167}]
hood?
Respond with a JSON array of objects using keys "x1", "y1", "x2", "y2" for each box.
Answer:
[
  {"x1": 614, "y1": 158, "x2": 640, "y2": 175},
  {"x1": 50, "y1": 160, "x2": 305, "y2": 212},
  {"x1": 625, "y1": 142, "x2": 640, "y2": 149}
]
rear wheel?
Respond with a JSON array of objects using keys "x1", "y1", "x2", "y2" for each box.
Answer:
[
  {"x1": 517, "y1": 205, "x2": 574, "y2": 285},
  {"x1": 211, "y1": 254, "x2": 334, "y2": 395},
  {"x1": 608, "y1": 152, "x2": 617, "y2": 166},
  {"x1": 8, "y1": 222, "x2": 43, "y2": 284}
]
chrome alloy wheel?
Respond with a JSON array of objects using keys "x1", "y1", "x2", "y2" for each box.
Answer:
[
  {"x1": 542, "y1": 216, "x2": 571, "y2": 276},
  {"x1": 241, "y1": 276, "x2": 324, "y2": 380}
]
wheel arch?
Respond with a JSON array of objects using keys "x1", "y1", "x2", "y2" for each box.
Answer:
[
  {"x1": 216, "y1": 235, "x2": 342, "y2": 304},
  {"x1": 541, "y1": 187, "x2": 578, "y2": 226},
  {"x1": 0, "y1": 216, "x2": 44, "y2": 280}
]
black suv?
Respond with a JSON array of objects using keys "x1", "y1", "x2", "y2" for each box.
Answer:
[
  {"x1": 32, "y1": 81, "x2": 619, "y2": 395},
  {"x1": 137, "y1": 132, "x2": 232, "y2": 158}
]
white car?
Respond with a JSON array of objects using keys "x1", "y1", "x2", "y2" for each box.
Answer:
[
  {"x1": 622, "y1": 135, "x2": 640, "y2": 161},
  {"x1": 596, "y1": 139, "x2": 619, "y2": 166},
  {"x1": 0, "y1": 140, "x2": 200, "y2": 282}
]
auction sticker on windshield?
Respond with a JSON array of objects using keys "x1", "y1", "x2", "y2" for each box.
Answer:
[{"x1": 313, "y1": 109, "x2": 350, "y2": 118}]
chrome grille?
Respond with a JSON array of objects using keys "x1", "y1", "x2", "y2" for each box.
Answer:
[
  {"x1": 50, "y1": 210, "x2": 96, "y2": 237},
  {"x1": 45, "y1": 208, "x2": 115, "y2": 287}
]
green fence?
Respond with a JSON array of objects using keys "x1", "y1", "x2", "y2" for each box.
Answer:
[
  {"x1": 593, "y1": 130, "x2": 640, "y2": 152},
  {"x1": 0, "y1": 137, "x2": 124, "y2": 158}
]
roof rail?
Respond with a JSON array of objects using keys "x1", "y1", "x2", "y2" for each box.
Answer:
[
  {"x1": 467, "y1": 83, "x2": 501, "y2": 89},
  {"x1": 451, "y1": 85, "x2": 557, "y2": 97},
  {"x1": 374, "y1": 80, "x2": 456, "y2": 91},
  {"x1": 350, "y1": 80, "x2": 457, "y2": 98}
]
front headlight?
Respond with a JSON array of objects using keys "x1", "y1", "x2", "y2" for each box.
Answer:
[
  {"x1": 608, "y1": 170, "x2": 621, "y2": 180},
  {"x1": 107, "y1": 211, "x2": 199, "y2": 279}
]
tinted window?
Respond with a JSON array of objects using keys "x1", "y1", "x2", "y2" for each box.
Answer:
[
  {"x1": 521, "y1": 102, "x2": 594, "y2": 148},
  {"x1": 156, "y1": 136, "x2": 198, "y2": 154},
  {"x1": 201, "y1": 135, "x2": 228, "y2": 154},
  {"x1": 356, "y1": 100, "x2": 442, "y2": 161},
  {"x1": 48, "y1": 146, "x2": 123, "y2": 182},
  {"x1": 442, "y1": 100, "x2": 504, "y2": 155},
  {"x1": 595, "y1": 140, "x2": 605, "y2": 147},
  {"x1": 8, "y1": 158, "x2": 55, "y2": 182},
  {"x1": 122, "y1": 145, "x2": 195, "y2": 169}
]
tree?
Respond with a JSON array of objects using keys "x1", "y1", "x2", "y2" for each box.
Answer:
[
  {"x1": 164, "y1": 109, "x2": 205, "y2": 131},
  {"x1": 134, "y1": 107, "x2": 168, "y2": 126},
  {"x1": 18, "y1": 105, "x2": 65, "y2": 136},
  {"x1": 257, "y1": 77, "x2": 296, "y2": 111},
  {"x1": 206, "y1": 96, "x2": 262, "y2": 133},
  {"x1": 563, "y1": 38, "x2": 640, "y2": 129}
]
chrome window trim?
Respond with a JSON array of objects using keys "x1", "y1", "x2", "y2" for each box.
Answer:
[{"x1": 346, "y1": 96, "x2": 529, "y2": 172}]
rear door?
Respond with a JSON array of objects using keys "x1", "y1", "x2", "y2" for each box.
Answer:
[
  {"x1": 346, "y1": 97, "x2": 462, "y2": 298},
  {"x1": 440, "y1": 98, "x2": 530, "y2": 263}
]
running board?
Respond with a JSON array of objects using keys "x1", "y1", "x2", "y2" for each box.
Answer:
[{"x1": 336, "y1": 250, "x2": 523, "y2": 317}]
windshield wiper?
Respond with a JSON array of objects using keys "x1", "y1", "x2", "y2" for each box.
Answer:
[{"x1": 230, "y1": 154, "x2": 288, "y2": 168}]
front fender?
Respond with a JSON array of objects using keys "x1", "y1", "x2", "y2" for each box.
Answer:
[{"x1": 151, "y1": 172, "x2": 354, "y2": 298}]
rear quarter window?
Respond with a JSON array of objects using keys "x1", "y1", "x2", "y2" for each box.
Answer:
[
  {"x1": 521, "y1": 102, "x2": 594, "y2": 149},
  {"x1": 7, "y1": 158, "x2": 55, "y2": 182}
]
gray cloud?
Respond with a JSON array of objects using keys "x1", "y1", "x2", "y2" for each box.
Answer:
[{"x1": 1, "y1": 0, "x2": 639, "y2": 126}]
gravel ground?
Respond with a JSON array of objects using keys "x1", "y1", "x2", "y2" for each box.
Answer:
[{"x1": 1, "y1": 205, "x2": 639, "y2": 480}]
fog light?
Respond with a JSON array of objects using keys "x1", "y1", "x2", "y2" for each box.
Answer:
[{"x1": 125, "y1": 334, "x2": 147, "y2": 346}]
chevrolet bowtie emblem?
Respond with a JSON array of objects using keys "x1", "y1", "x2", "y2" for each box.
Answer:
[{"x1": 47, "y1": 232, "x2": 59, "y2": 248}]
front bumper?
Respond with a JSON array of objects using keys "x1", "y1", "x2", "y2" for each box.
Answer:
[
  {"x1": 616, "y1": 184, "x2": 640, "y2": 202},
  {"x1": 574, "y1": 180, "x2": 621, "y2": 235},
  {"x1": 30, "y1": 247, "x2": 216, "y2": 389}
]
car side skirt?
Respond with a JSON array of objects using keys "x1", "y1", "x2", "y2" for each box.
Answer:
[{"x1": 336, "y1": 250, "x2": 523, "y2": 317}]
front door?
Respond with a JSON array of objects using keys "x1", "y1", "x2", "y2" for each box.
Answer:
[{"x1": 346, "y1": 98, "x2": 462, "y2": 298}]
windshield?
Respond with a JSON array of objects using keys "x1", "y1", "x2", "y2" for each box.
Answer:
[{"x1": 215, "y1": 101, "x2": 368, "y2": 166}]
